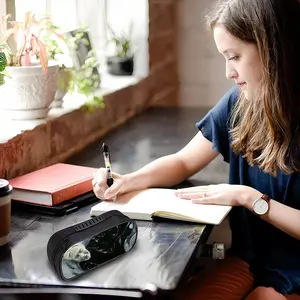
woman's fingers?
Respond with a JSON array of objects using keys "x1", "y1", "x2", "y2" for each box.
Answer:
[
  {"x1": 92, "y1": 168, "x2": 109, "y2": 199},
  {"x1": 176, "y1": 186, "x2": 218, "y2": 199},
  {"x1": 103, "y1": 178, "x2": 122, "y2": 197},
  {"x1": 92, "y1": 168, "x2": 127, "y2": 201},
  {"x1": 175, "y1": 184, "x2": 230, "y2": 196},
  {"x1": 192, "y1": 196, "x2": 219, "y2": 204},
  {"x1": 177, "y1": 192, "x2": 215, "y2": 199}
]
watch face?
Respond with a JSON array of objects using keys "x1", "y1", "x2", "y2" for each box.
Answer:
[{"x1": 253, "y1": 199, "x2": 269, "y2": 215}]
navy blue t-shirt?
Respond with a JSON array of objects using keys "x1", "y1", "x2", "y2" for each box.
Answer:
[{"x1": 196, "y1": 86, "x2": 300, "y2": 294}]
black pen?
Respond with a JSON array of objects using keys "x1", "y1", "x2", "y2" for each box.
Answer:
[{"x1": 102, "y1": 143, "x2": 116, "y2": 201}]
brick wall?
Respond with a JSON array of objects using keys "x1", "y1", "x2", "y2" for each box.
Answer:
[
  {"x1": 0, "y1": 0, "x2": 180, "y2": 179},
  {"x1": 148, "y1": 0, "x2": 179, "y2": 106}
]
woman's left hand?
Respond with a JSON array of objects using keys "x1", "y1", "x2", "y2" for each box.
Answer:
[{"x1": 175, "y1": 184, "x2": 262, "y2": 207}]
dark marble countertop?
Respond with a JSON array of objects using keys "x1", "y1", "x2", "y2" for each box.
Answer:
[
  {"x1": 67, "y1": 107, "x2": 228, "y2": 184},
  {"x1": 0, "y1": 107, "x2": 226, "y2": 297}
]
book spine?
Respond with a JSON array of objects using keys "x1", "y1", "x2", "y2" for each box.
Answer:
[{"x1": 52, "y1": 179, "x2": 93, "y2": 205}]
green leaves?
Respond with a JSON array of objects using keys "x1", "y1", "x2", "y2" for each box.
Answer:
[
  {"x1": 0, "y1": 52, "x2": 7, "y2": 72},
  {"x1": 106, "y1": 21, "x2": 133, "y2": 58},
  {"x1": 82, "y1": 95, "x2": 105, "y2": 113},
  {"x1": 0, "y1": 74, "x2": 4, "y2": 85},
  {"x1": 68, "y1": 48, "x2": 104, "y2": 112},
  {"x1": 113, "y1": 36, "x2": 131, "y2": 58},
  {"x1": 0, "y1": 51, "x2": 8, "y2": 85}
]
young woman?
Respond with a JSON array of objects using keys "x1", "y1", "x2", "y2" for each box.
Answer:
[{"x1": 92, "y1": 0, "x2": 300, "y2": 298}]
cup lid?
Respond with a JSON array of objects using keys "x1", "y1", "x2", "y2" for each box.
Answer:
[{"x1": 0, "y1": 179, "x2": 13, "y2": 197}]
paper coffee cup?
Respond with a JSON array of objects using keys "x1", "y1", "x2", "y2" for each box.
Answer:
[{"x1": 0, "y1": 179, "x2": 12, "y2": 246}]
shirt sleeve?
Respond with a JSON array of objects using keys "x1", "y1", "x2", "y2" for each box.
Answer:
[{"x1": 195, "y1": 86, "x2": 239, "y2": 163}]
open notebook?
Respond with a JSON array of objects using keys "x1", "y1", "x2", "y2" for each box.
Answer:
[{"x1": 90, "y1": 188, "x2": 232, "y2": 225}]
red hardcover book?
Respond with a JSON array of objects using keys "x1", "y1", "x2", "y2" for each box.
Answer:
[{"x1": 9, "y1": 163, "x2": 98, "y2": 206}]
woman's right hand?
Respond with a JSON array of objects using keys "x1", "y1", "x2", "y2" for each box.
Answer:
[{"x1": 92, "y1": 168, "x2": 128, "y2": 201}]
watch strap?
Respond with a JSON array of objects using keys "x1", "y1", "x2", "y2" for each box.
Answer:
[{"x1": 261, "y1": 194, "x2": 271, "y2": 202}]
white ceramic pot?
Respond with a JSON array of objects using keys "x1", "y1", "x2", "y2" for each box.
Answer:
[{"x1": 0, "y1": 61, "x2": 59, "y2": 119}]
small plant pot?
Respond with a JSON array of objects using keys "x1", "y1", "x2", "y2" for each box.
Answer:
[{"x1": 106, "y1": 56, "x2": 134, "y2": 76}]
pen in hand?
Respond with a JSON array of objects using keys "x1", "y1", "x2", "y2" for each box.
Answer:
[{"x1": 102, "y1": 143, "x2": 116, "y2": 201}]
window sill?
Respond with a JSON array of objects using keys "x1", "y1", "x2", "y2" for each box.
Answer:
[{"x1": 0, "y1": 73, "x2": 143, "y2": 143}]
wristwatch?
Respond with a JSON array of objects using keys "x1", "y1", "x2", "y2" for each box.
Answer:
[{"x1": 252, "y1": 194, "x2": 271, "y2": 216}]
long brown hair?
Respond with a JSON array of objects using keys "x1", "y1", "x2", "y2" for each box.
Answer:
[{"x1": 206, "y1": 0, "x2": 300, "y2": 176}]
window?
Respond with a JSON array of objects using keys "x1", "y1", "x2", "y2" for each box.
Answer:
[
  {"x1": 0, "y1": 0, "x2": 6, "y2": 17},
  {"x1": 106, "y1": 0, "x2": 149, "y2": 77},
  {"x1": 15, "y1": 0, "x2": 49, "y2": 21},
  {"x1": 11, "y1": 0, "x2": 149, "y2": 77}
]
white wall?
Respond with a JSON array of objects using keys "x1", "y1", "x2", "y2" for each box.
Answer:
[{"x1": 178, "y1": 0, "x2": 233, "y2": 107}]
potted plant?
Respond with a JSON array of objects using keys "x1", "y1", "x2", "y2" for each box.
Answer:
[
  {"x1": 39, "y1": 25, "x2": 104, "y2": 111},
  {"x1": 67, "y1": 28, "x2": 104, "y2": 112},
  {"x1": 106, "y1": 24, "x2": 134, "y2": 76},
  {"x1": 38, "y1": 21, "x2": 73, "y2": 108},
  {"x1": 0, "y1": 12, "x2": 59, "y2": 120}
]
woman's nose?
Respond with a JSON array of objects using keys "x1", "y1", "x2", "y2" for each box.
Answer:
[{"x1": 226, "y1": 64, "x2": 238, "y2": 80}]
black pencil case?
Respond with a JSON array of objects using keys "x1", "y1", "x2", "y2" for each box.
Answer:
[{"x1": 47, "y1": 210, "x2": 138, "y2": 281}]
